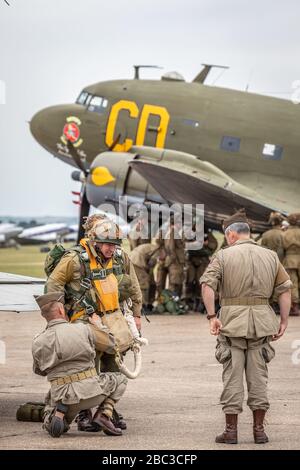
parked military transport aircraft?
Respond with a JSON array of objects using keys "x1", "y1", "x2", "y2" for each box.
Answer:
[{"x1": 30, "y1": 65, "x2": 300, "y2": 237}]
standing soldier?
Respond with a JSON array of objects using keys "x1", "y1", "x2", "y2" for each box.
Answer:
[
  {"x1": 44, "y1": 214, "x2": 142, "y2": 431},
  {"x1": 162, "y1": 219, "x2": 185, "y2": 297},
  {"x1": 185, "y1": 231, "x2": 218, "y2": 310},
  {"x1": 283, "y1": 213, "x2": 300, "y2": 316},
  {"x1": 128, "y1": 218, "x2": 151, "y2": 251},
  {"x1": 261, "y1": 212, "x2": 285, "y2": 261},
  {"x1": 129, "y1": 242, "x2": 160, "y2": 312},
  {"x1": 156, "y1": 230, "x2": 168, "y2": 296},
  {"x1": 200, "y1": 212, "x2": 291, "y2": 444}
]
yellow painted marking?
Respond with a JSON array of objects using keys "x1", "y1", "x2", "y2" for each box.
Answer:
[
  {"x1": 67, "y1": 116, "x2": 82, "y2": 125},
  {"x1": 91, "y1": 166, "x2": 116, "y2": 186},
  {"x1": 106, "y1": 100, "x2": 139, "y2": 152},
  {"x1": 136, "y1": 104, "x2": 170, "y2": 148},
  {"x1": 73, "y1": 138, "x2": 83, "y2": 148}
]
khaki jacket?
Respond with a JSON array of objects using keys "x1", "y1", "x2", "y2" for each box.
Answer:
[
  {"x1": 129, "y1": 243, "x2": 159, "y2": 270},
  {"x1": 283, "y1": 226, "x2": 300, "y2": 269},
  {"x1": 164, "y1": 227, "x2": 185, "y2": 266},
  {"x1": 45, "y1": 248, "x2": 142, "y2": 318},
  {"x1": 261, "y1": 226, "x2": 285, "y2": 261},
  {"x1": 32, "y1": 319, "x2": 117, "y2": 404},
  {"x1": 200, "y1": 239, "x2": 292, "y2": 338}
]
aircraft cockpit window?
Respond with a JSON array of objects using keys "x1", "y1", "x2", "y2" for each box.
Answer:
[
  {"x1": 262, "y1": 143, "x2": 283, "y2": 160},
  {"x1": 88, "y1": 96, "x2": 108, "y2": 113},
  {"x1": 221, "y1": 136, "x2": 240, "y2": 152},
  {"x1": 76, "y1": 91, "x2": 90, "y2": 105}
]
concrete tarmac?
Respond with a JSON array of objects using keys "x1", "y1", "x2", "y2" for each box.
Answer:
[{"x1": 0, "y1": 311, "x2": 300, "y2": 450}]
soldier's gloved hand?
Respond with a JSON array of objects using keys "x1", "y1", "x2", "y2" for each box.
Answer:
[{"x1": 209, "y1": 318, "x2": 222, "y2": 336}]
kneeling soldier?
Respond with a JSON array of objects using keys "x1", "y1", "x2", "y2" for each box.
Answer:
[{"x1": 32, "y1": 292, "x2": 127, "y2": 437}]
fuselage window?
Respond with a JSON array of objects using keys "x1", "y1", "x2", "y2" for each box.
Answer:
[
  {"x1": 262, "y1": 143, "x2": 283, "y2": 160},
  {"x1": 88, "y1": 96, "x2": 108, "y2": 113},
  {"x1": 76, "y1": 91, "x2": 89, "y2": 105},
  {"x1": 220, "y1": 136, "x2": 240, "y2": 152}
]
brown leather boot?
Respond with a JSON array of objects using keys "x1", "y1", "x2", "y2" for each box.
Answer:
[
  {"x1": 290, "y1": 303, "x2": 300, "y2": 316},
  {"x1": 215, "y1": 414, "x2": 238, "y2": 444},
  {"x1": 92, "y1": 409, "x2": 122, "y2": 436},
  {"x1": 253, "y1": 409, "x2": 269, "y2": 444}
]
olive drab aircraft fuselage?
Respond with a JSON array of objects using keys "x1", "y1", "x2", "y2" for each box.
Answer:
[{"x1": 30, "y1": 76, "x2": 300, "y2": 230}]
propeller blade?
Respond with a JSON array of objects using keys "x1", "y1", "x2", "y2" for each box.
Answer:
[
  {"x1": 108, "y1": 133, "x2": 121, "y2": 151},
  {"x1": 67, "y1": 141, "x2": 89, "y2": 176}
]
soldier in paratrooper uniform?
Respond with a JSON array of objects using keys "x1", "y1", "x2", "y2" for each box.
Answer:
[
  {"x1": 261, "y1": 212, "x2": 285, "y2": 261},
  {"x1": 129, "y1": 242, "x2": 160, "y2": 312},
  {"x1": 33, "y1": 292, "x2": 127, "y2": 437},
  {"x1": 200, "y1": 212, "x2": 291, "y2": 444},
  {"x1": 128, "y1": 218, "x2": 151, "y2": 251},
  {"x1": 283, "y1": 213, "x2": 300, "y2": 316},
  {"x1": 160, "y1": 219, "x2": 185, "y2": 297},
  {"x1": 185, "y1": 230, "x2": 218, "y2": 310},
  {"x1": 44, "y1": 215, "x2": 142, "y2": 431}
]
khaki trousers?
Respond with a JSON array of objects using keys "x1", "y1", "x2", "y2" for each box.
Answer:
[
  {"x1": 65, "y1": 374, "x2": 127, "y2": 423},
  {"x1": 44, "y1": 373, "x2": 127, "y2": 425},
  {"x1": 216, "y1": 335, "x2": 275, "y2": 414}
]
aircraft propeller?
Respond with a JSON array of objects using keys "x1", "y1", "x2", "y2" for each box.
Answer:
[
  {"x1": 68, "y1": 134, "x2": 121, "y2": 242},
  {"x1": 67, "y1": 141, "x2": 90, "y2": 241}
]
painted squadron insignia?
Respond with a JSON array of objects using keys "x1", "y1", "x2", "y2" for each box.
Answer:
[{"x1": 61, "y1": 116, "x2": 83, "y2": 147}]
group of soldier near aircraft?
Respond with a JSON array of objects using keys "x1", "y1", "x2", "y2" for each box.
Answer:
[
  {"x1": 25, "y1": 207, "x2": 299, "y2": 439},
  {"x1": 128, "y1": 210, "x2": 300, "y2": 317}
]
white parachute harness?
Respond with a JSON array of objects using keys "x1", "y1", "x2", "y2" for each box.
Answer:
[{"x1": 115, "y1": 300, "x2": 148, "y2": 379}]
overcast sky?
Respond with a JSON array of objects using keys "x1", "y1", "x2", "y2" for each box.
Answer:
[{"x1": 0, "y1": 0, "x2": 300, "y2": 217}]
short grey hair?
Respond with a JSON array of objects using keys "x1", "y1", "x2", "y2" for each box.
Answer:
[{"x1": 225, "y1": 222, "x2": 250, "y2": 235}]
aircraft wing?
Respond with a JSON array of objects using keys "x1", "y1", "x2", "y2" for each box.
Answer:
[
  {"x1": 129, "y1": 148, "x2": 283, "y2": 231},
  {"x1": 0, "y1": 272, "x2": 44, "y2": 312}
]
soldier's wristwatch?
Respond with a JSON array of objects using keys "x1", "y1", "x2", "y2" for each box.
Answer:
[{"x1": 206, "y1": 314, "x2": 217, "y2": 320}]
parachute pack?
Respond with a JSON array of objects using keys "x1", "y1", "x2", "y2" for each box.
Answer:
[{"x1": 154, "y1": 289, "x2": 189, "y2": 315}]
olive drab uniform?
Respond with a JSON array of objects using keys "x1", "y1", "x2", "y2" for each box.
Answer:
[
  {"x1": 45, "y1": 238, "x2": 142, "y2": 372},
  {"x1": 283, "y1": 224, "x2": 300, "y2": 307},
  {"x1": 160, "y1": 225, "x2": 185, "y2": 297},
  {"x1": 129, "y1": 243, "x2": 159, "y2": 305},
  {"x1": 128, "y1": 220, "x2": 151, "y2": 251},
  {"x1": 261, "y1": 226, "x2": 285, "y2": 262},
  {"x1": 156, "y1": 233, "x2": 168, "y2": 296},
  {"x1": 32, "y1": 318, "x2": 127, "y2": 426},
  {"x1": 200, "y1": 239, "x2": 292, "y2": 414},
  {"x1": 186, "y1": 232, "x2": 218, "y2": 305},
  {"x1": 45, "y1": 239, "x2": 142, "y2": 321}
]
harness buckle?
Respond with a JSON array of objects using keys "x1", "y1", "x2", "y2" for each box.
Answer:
[
  {"x1": 80, "y1": 278, "x2": 92, "y2": 290},
  {"x1": 92, "y1": 268, "x2": 107, "y2": 280},
  {"x1": 81, "y1": 298, "x2": 96, "y2": 315}
]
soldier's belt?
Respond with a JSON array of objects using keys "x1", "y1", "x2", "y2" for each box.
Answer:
[
  {"x1": 50, "y1": 368, "x2": 97, "y2": 386},
  {"x1": 221, "y1": 297, "x2": 269, "y2": 306}
]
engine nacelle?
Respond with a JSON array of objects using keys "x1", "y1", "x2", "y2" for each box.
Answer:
[{"x1": 86, "y1": 150, "x2": 164, "y2": 216}]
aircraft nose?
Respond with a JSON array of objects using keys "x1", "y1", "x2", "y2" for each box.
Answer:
[{"x1": 30, "y1": 105, "x2": 67, "y2": 152}]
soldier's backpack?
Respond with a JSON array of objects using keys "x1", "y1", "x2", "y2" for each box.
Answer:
[
  {"x1": 44, "y1": 244, "x2": 68, "y2": 277},
  {"x1": 154, "y1": 289, "x2": 188, "y2": 315}
]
